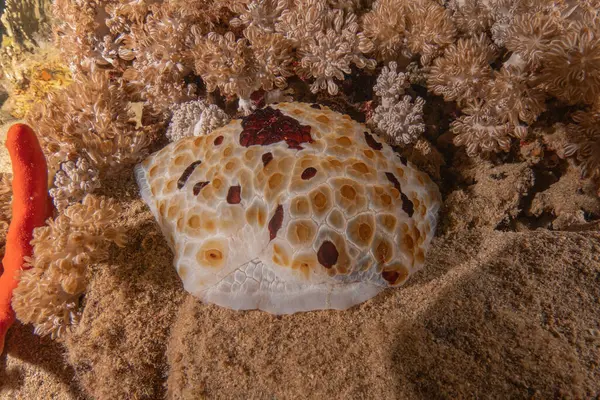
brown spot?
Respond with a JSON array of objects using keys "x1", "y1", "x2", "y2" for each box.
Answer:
[
  {"x1": 385, "y1": 172, "x2": 414, "y2": 217},
  {"x1": 193, "y1": 181, "x2": 210, "y2": 195},
  {"x1": 403, "y1": 234, "x2": 414, "y2": 251},
  {"x1": 149, "y1": 165, "x2": 159, "y2": 177},
  {"x1": 214, "y1": 135, "x2": 224, "y2": 145},
  {"x1": 227, "y1": 185, "x2": 241, "y2": 204},
  {"x1": 177, "y1": 161, "x2": 202, "y2": 189},
  {"x1": 341, "y1": 185, "x2": 357, "y2": 200},
  {"x1": 353, "y1": 162, "x2": 369, "y2": 173},
  {"x1": 268, "y1": 205, "x2": 284, "y2": 240},
  {"x1": 194, "y1": 137, "x2": 203, "y2": 146},
  {"x1": 363, "y1": 149, "x2": 374, "y2": 159},
  {"x1": 301, "y1": 167, "x2": 317, "y2": 180},
  {"x1": 188, "y1": 215, "x2": 201, "y2": 229},
  {"x1": 358, "y1": 223, "x2": 372, "y2": 242},
  {"x1": 415, "y1": 249, "x2": 425, "y2": 264},
  {"x1": 375, "y1": 239, "x2": 392, "y2": 263},
  {"x1": 262, "y1": 152, "x2": 273, "y2": 167},
  {"x1": 240, "y1": 107, "x2": 313, "y2": 150},
  {"x1": 382, "y1": 265, "x2": 410, "y2": 285},
  {"x1": 212, "y1": 178, "x2": 222, "y2": 189},
  {"x1": 310, "y1": 103, "x2": 321, "y2": 109},
  {"x1": 174, "y1": 155, "x2": 186, "y2": 166},
  {"x1": 336, "y1": 137, "x2": 352, "y2": 146},
  {"x1": 364, "y1": 131, "x2": 383, "y2": 150},
  {"x1": 317, "y1": 241, "x2": 338, "y2": 268},
  {"x1": 268, "y1": 173, "x2": 283, "y2": 189},
  {"x1": 313, "y1": 192, "x2": 327, "y2": 209}
]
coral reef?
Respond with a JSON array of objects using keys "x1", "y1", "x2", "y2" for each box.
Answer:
[
  {"x1": 12, "y1": 195, "x2": 126, "y2": 339},
  {"x1": 26, "y1": 68, "x2": 153, "y2": 174}
]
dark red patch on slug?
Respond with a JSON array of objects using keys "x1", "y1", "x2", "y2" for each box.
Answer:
[
  {"x1": 240, "y1": 107, "x2": 313, "y2": 150},
  {"x1": 385, "y1": 172, "x2": 414, "y2": 217},
  {"x1": 310, "y1": 103, "x2": 321, "y2": 109},
  {"x1": 268, "y1": 205, "x2": 284, "y2": 241},
  {"x1": 193, "y1": 181, "x2": 210, "y2": 195},
  {"x1": 382, "y1": 270, "x2": 400, "y2": 284},
  {"x1": 262, "y1": 152, "x2": 273, "y2": 167},
  {"x1": 227, "y1": 185, "x2": 241, "y2": 204},
  {"x1": 177, "y1": 161, "x2": 202, "y2": 189},
  {"x1": 364, "y1": 131, "x2": 383, "y2": 150},
  {"x1": 214, "y1": 136, "x2": 224, "y2": 145},
  {"x1": 301, "y1": 167, "x2": 317, "y2": 180},
  {"x1": 317, "y1": 241, "x2": 338, "y2": 268}
]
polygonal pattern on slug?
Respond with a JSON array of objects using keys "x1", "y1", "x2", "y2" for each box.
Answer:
[{"x1": 135, "y1": 102, "x2": 441, "y2": 314}]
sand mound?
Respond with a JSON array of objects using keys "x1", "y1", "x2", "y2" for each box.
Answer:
[{"x1": 165, "y1": 230, "x2": 600, "y2": 399}]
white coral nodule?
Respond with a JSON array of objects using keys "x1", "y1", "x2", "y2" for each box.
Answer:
[
  {"x1": 372, "y1": 95, "x2": 426, "y2": 146},
  {"x1": 49, "y1": 158, "x2": 100, "y2": 213},
  {"x1": 373, "y1": 61, "x2": 410, "y2": 108},
  {"x1": 166, "y1": 100, "x2": 230, "y2": 141}
]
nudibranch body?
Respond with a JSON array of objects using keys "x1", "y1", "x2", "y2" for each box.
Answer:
[{"x1": 135, "y1": 102, "x2": 441, "y2": 314}]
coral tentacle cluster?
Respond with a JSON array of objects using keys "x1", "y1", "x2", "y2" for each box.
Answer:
[
  {"x1": 0, "y1": 124, "x2": 52, "y2": 353},
  {"x1": 136, "y1": 102, "x2": 440, "y2": 313}
]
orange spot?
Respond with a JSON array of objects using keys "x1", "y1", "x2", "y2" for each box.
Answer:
[
  {"x1": 40, "y1": 70, "x2": 52, "y2": 81},
  {"x1": 316, "y1": 115, "x2": 330, "y2": 124}
]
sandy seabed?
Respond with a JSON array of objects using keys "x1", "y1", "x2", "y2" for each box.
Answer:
[{"x1": 0, "y1": 170, "x2": 598, "y2": 400}]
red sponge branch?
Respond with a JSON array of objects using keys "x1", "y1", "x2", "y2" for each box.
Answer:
[{"x1": 0, "y1": 124, "x2": 52, "y2": 354}]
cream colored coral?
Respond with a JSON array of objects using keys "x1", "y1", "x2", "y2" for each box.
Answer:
[
  {"x1": 283, "y1": 1, "x2": 376, "y2": 95},
  {"x1": 404, "y1": 0, "x2": 456, "y2": 65},
  {"x1": 564, "y1": 109, "x2": 600, "y2": 178},
  {"x1": 0, "y1": 173, "x2": 12, "y2": 257},
  {"x1": 451, "y1": 100, "x2": 523, "y2": 157},
  {"x1": 537, "y1": 23, "x2": 600, "y2": 105},
  {"x1": 447, "y1": 0, "x2": 493, "y2": 35},
  {"x1": 120, "y1": 5, "x2": 198, "y2": 115},
  {"x1": 230, "y1": 0, "x2": 289, "y2": 31},
  {"x1": 191, "y1": 31, "x2": 259, "y2": 111},
  {"x1": 26, "y1": 69, "x2": 151, "y2": 174},
  {"x1": 12, "y1": 195, "x2": 127, "y2": 339},
  {"x1": 358, "y1": 0, "x2": 409, "y2": 60},
  {"x1": 49, "y1": 158, "x2": 101, "y2": 213},
  {"x1": 485, "y1": 65, "x2": 546, "y2": 126},
  {"x1": 427, "y1": 34, "x2": 496, "y2": 104}
]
